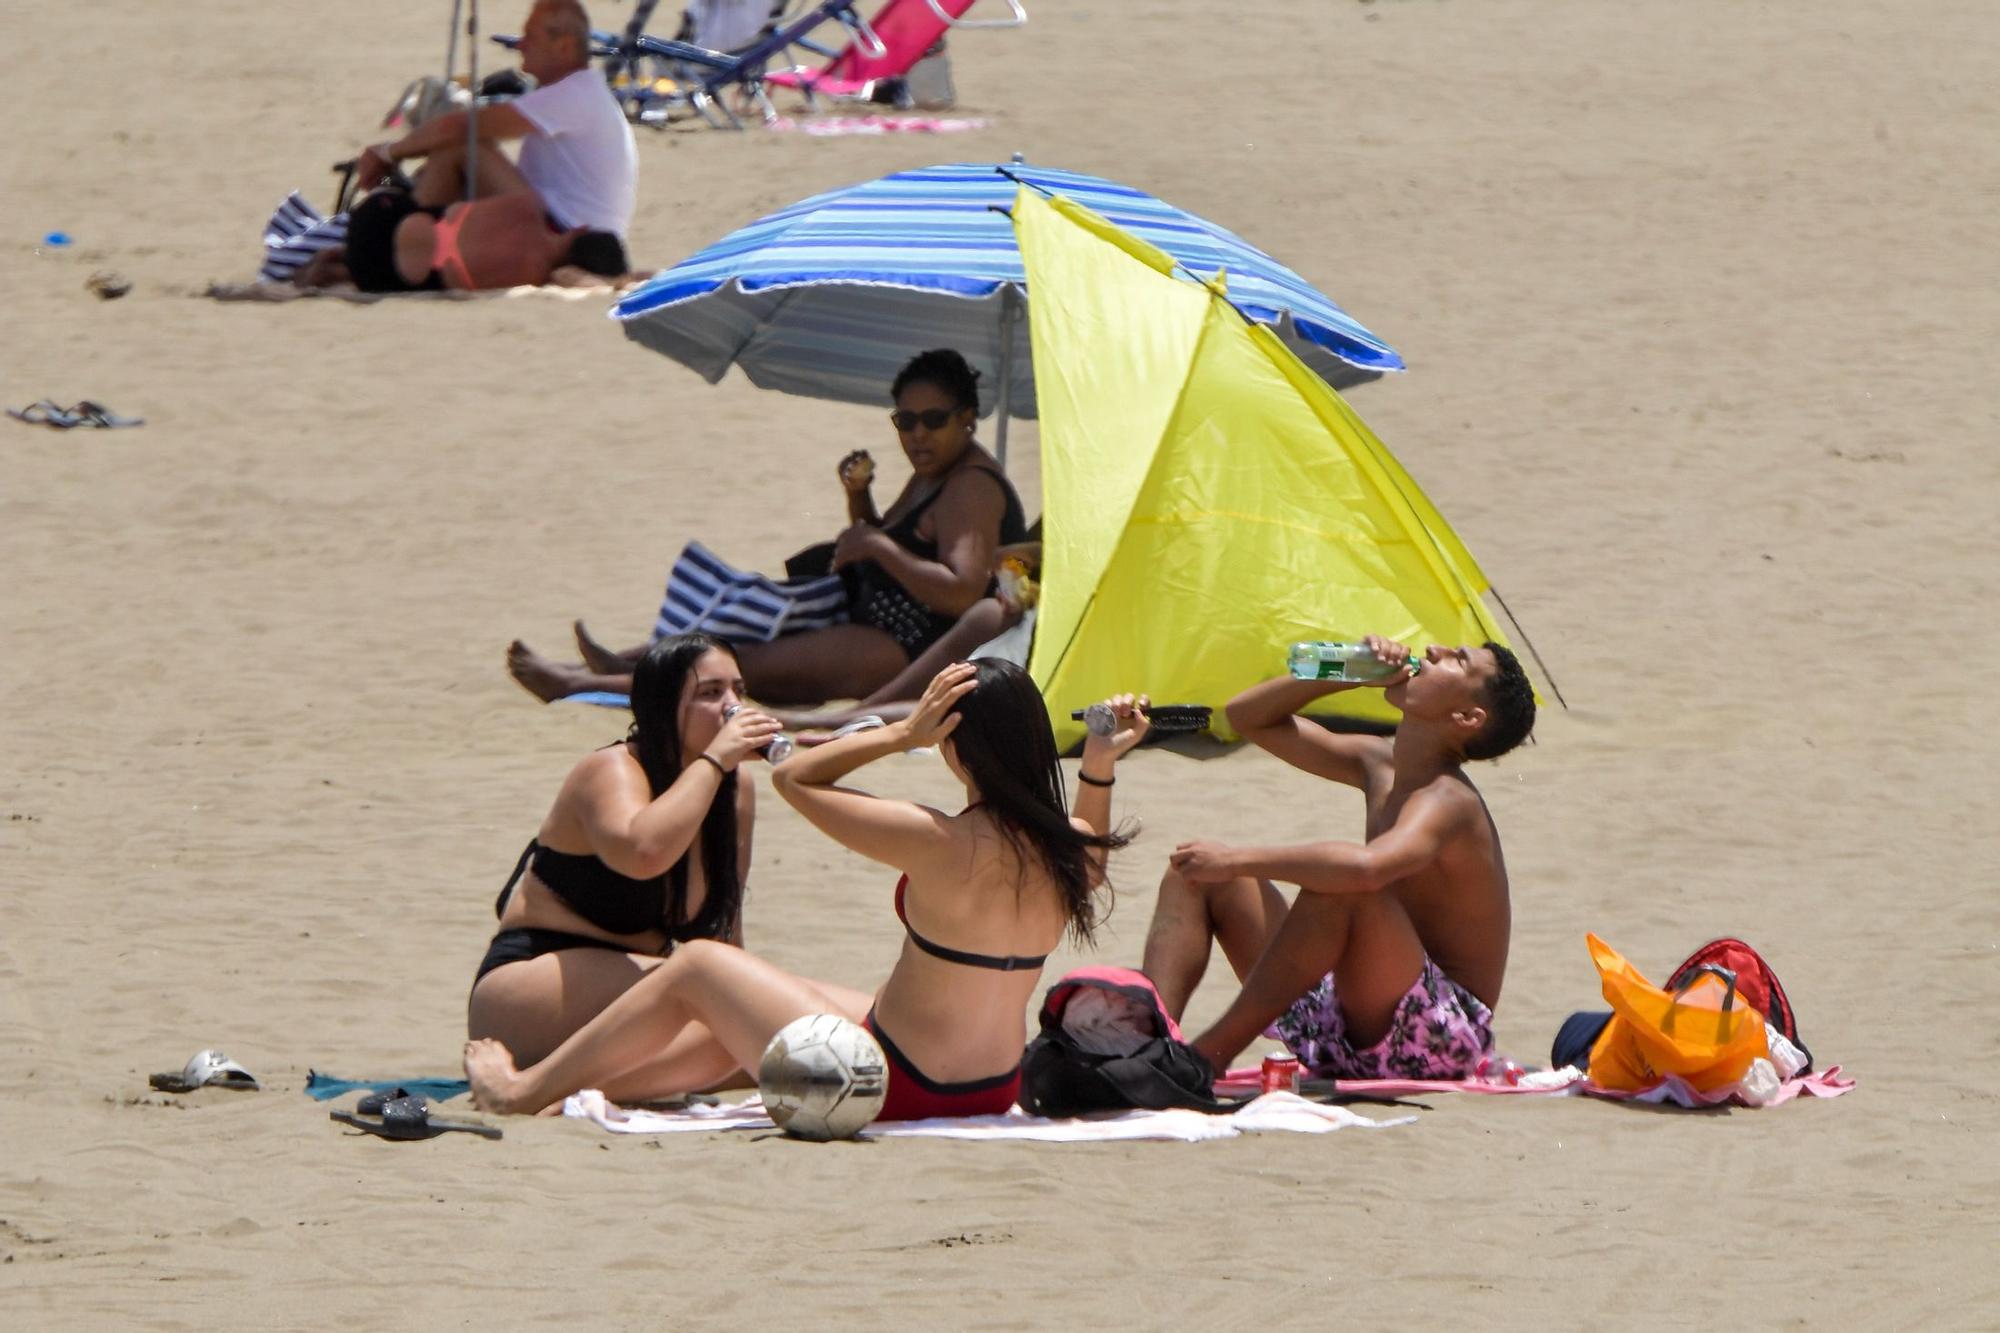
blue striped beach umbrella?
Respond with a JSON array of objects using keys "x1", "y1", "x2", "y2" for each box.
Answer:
[{"x1": 611, "y1": 160, "x2": 1403, "y2": 465}]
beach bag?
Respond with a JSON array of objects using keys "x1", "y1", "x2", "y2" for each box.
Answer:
[
  {"x1": 1584, "y1": 933, "x2": 1769, "y2": 1094},
  {"x1": 1551, "y1": 936, "x2": 1812, "y2": 1076},
  {"x1": 653, "y1": 541, "x2": 848, "y2": 642},
  {"x1": 1020, "y1": 967, "x2": 1235, "y2": 1116}
]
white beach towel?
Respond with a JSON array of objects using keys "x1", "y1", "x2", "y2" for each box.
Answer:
[{"x1": 562, "y1": 1088, "x2": 1412, "y2": 1142}]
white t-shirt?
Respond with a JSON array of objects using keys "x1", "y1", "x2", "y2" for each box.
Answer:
[{"x1": 514, "y1": 69, "x2": 638, "y2": 238}]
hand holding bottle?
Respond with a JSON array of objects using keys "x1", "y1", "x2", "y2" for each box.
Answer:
[
  {"x1": 1081, "y1": 694, "x2": 1151, "y2": 763},
  {"x1": 709, "y1": 705, "x2": 786, "y2": 769}
]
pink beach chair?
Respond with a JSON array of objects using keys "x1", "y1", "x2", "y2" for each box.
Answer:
[{"x1": 766, "y1": 0, "x2": 1026, "y2": 108}]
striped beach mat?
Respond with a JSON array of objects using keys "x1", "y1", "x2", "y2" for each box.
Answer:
[
  {"x1": 260, "y1": 192, "x2": 348, "y2": 285},
  {"x1": 654, "y1": 541, "x2": 848, "y2": 642}
]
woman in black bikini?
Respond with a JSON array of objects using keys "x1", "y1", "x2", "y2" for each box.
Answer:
[
  {"x1": 469, "y1": 630, "x2": 872, "y2": 1074},
  {"x1": 463, "y1": 661, "x2": 1149, "y2": 1119},
  {"x1": 508, "y1": 348, "x2": 1031, "y2": 706}
]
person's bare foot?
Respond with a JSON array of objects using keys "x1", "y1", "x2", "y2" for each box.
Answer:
[
  {"x1": 573, "y1": 620, "x2": 631, "y2": 676},
  {"x1": 506, "y1": 640, "x2": 593, "y2": 702},
  {"x1": 464, "y1": 1038, "x2": 535, "y2": 1114}
]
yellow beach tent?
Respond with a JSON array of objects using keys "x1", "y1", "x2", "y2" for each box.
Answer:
[{"x1": 1013, "y1": 188, "x2": 1512, "y2": 748}]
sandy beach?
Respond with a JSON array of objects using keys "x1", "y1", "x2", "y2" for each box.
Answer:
[{"x1": 3, "y1": 0, "x2": 1998, "y2": 1325}]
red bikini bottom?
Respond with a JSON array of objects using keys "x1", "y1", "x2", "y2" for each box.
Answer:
[{"x1": 864, "y1": 1009, "x2": 1021, "y2": 1122}]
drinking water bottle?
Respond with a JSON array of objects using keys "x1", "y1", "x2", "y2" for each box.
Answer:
[
  {"x1": 722, "y1": 705, "x2": 793, "y2": 765},
  {"x1": 1287, "y1": 641, "x2": 1421, "y2": 683}
]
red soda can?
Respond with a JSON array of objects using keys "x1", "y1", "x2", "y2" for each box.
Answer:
[{"x1": 1260, "y1": 1054, "x2": 1301, "y2": 1095}]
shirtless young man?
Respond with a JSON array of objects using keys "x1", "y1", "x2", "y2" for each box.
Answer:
[{"x1": 1141, "y1": 635, "x2": 1537, "y2": 1080}]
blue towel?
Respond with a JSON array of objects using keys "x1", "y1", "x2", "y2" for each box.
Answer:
[
  {"x1": 559, "y1": 691, "x2": 632, "y2": 709},
  {"x1": 305, "y1": 1070, "x2": 471, "y2": 1102}
]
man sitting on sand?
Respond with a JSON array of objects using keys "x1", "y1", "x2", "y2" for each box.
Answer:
[
  {"x1": 329, "y1": 0, "x2": 636, "y2": 290},
  {"x1": 1141, "y1": 636, "x2": 1536, "y2": 1081}
]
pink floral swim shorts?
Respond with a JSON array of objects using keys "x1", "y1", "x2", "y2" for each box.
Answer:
[{"x1": 1268, "y1": 958, "x2": 1494, "y2": 1080}]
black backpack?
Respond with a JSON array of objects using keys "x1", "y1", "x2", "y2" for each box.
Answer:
[{"x1": 1020, "y1": 967, "x2": 1239, "y2": 1117}]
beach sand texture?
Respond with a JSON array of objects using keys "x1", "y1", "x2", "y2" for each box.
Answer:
[{"x1": 3, "y1": 0, "x2": 1998, "y2": 1325}]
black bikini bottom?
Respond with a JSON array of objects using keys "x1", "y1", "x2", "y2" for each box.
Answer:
[{"x1": 474, "y1": 927, "x2": 645, "y2": 984}]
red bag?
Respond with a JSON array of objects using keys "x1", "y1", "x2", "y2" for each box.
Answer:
[{"x1": 1667, "y1": 938, "x2": 1810, "y2": 1073}]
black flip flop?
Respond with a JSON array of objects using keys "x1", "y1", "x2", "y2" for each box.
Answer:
[{"x1": 330, "y1": 1093, "x2": 502, "y2": 1141}]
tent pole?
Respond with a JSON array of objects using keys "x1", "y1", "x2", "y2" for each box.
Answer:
[
  {"x1": 994, "y1": 283, "x2": 1020, "y2": 471},
  {"x1": 464, "y1": 0, "x2": 481, "y2": 202}
]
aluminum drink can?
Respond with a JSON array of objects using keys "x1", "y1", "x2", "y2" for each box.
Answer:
[{"x1": 1260, "y1": 1054, "x2": 1301, "y2": 1095}]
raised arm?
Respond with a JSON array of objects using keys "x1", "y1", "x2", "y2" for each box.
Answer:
[
  {"x1": 567, "y1": 709, "x2": 782, "y2": 880},
  {"x1": 1170, "y1": 786, "x2": 1467, "y2": 895},
  {"x1": 1224, "y1": 635, "x2": 1416, "y2": 787},
  {"x1": 770, "y1": 665, "x2": 981, "y2": 873},
  {"x1": 1072, "y1": 694, "x2": 1150, "y2": 879},
  {"x1": 357, "y1": 104, "x2": 537, "y2": 185}
]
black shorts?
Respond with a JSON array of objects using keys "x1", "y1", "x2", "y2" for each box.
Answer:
[{"x1": 345, "y1": 188, "x2": 444, "y2": 293}]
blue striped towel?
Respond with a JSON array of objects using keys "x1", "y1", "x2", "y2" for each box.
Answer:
[
  {"x1": 654, "y1": 541, "x2": 848, "y2": 642},
  {"x1": 260, "y1": 191, "x2": 349, "y2": 284}
]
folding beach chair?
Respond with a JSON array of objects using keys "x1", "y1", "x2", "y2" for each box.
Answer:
[
  {"x1": 764, "y1": 0, "x2": 1027, "y2": 110},
  {"x1": 498, "y1": 0, "x2": 887, "y2": 128}
]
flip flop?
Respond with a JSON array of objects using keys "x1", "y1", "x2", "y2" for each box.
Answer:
[
  {"x1": 7, "y1": 400, "x2": 79, "y2": 428},
  {"x1": 149, "y1": 1048, "x2": 261, "y2": 1093},
  {"x1": 69, "y1": 401, "x2": 144, "y2": 429},
  {"x1": 330, "y1": 1093, "x2": 503, "y2": 1141}
]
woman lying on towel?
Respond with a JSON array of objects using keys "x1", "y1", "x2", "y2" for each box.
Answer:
[
  {"x1": 469, "y1": 631, "x2": 873, "y2": 1071},
  {"x1": 507, "y1": 347, "x2": 1032, "y2": 705},
  {"x1": 463, "y1": 660, "x2": 1147, "y2": 1119},
  {"x1": 337, "y1": 185, "x2": 627, "y2": 293}
]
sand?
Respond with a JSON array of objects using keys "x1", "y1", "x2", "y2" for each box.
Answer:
[{"x1": 3, "y1": 0, "x2": 1998, "y2": 1325}]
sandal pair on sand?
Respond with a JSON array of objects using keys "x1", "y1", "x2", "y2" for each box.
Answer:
[
  {"x1": 330, "y1": 1088, "x2": 503, "y2": 1142},
  {"x1": 8, "y1": 400, "x2": 144, "y2": 429}
]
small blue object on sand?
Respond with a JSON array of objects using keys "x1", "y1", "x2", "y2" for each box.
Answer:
[
  {"x1": 305, "y1": 1070, "x2": 471, "y2": 1102},
  {"x1": 561, "y1": 691, "x2": 632, "y2": 709},
  {"x1": 43, "y1": 231, "x2": 72, "y2": 247}
]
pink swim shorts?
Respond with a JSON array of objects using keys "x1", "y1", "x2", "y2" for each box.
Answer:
[{"x1": 1268, "y1": 958, "x2": 1494, "y2": 1080}]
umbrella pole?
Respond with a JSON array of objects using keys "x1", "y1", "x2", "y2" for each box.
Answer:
[
  {"x1": 994, "y1": 283, "x2": 1021, "y2": 471},
  {"x1": 464, "y1": 0, "x2": 481, "y2": 202},
  {"x1": 444, "y1": 0, "x2": 463, "y2": 84}
]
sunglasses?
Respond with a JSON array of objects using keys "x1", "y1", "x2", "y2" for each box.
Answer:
[{"x1": 889, "y1": 407, "x2": 962, "y2": 432}]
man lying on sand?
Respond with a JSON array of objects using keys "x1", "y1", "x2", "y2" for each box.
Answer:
[
  {"x1": 1141, "y1": 636, "x2": 1537, "y2": 1081},
  {"x1": 307, "y1": 0, "x2": 636, "y2": 291}
]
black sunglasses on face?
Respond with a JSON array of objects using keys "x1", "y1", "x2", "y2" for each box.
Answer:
[{"x1": 889, "y1": 407, "x2": 960, "y2": 432}]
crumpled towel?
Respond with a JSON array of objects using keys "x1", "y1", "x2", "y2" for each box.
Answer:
[{"x1": 563, "y1": 1088, "x2": 1411, "y2": 1142}]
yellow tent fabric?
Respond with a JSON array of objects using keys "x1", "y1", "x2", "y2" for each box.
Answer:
[{"x1": 1013, "y1": 188, "x2": 1511, "y2": 746}]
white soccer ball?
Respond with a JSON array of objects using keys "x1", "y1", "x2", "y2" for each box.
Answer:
[{"x1": 758, "y1": 1014, "x2": 888, "y2": 1141}]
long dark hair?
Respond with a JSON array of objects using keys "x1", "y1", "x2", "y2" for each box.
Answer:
[
  {"x1": 627, "y1": 632, "x2": 742, "y2": 942},
  {"x1": 946, "y1": 658, "x2": 1132, "y2": 946}
]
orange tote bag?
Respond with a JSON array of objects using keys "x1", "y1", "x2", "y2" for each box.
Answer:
[{"x1": 1585, "y1": 933, "x2": 1770, "y2": 1093}]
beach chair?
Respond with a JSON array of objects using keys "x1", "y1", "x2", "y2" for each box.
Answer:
[{"x1": 764, "y1": 0, "x2": 1027, "y2": 111}]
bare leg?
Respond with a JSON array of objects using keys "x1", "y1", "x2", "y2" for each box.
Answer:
[
  {"x1": 1140, "y1": 868, "x2": 1289, "y2": 1022},
  {"x1": 769, "y1": 599, "x2": 1017, "y2": 732},
  {"x1": 507, "y1": 640, "x2": 632, "y2": 702},
  {"x1": 575, "y1": 621, "x2": 648, "y2": 675},
  {"x1": 464, "y1": 940, "x2": 842, "y2": 1113},
  {"x1": 593, "y1": 977, "x2": 874, "y2": 1104},
  {"x1": 733, "y1": 625, "x2": 911, "y2": 707},
  {"x1": 410, "y1": 140, "x2": 537, "y2": 210},
  {"x1": 1187, "y1": 890, "x2": 1427, "y2": 1072}
]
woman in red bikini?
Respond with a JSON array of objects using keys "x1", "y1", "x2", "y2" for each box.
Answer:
[{"x1": 464, "y1": 660, "x2": 1149, "y2": 1120}]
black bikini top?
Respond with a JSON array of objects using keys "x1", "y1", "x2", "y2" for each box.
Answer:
[
  {"x1": 496, "y1": 839, "x2": 708, "y2": 942},
  {"x1": 893, "y1": 874, "x2": 1049, "y2": 973},
  {"x1": 881, "y1": 462, "x2": 1030, "y2": 562}
]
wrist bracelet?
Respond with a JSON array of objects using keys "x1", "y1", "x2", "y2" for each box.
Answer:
[
  {"x1": 1077, "y1": 771, "x2": 1114, "y2": 788},
  {"x1": 696, "y1": 753, "x2": 731, "y2": 777}
]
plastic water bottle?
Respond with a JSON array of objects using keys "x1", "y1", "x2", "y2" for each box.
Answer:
[
  {"x1": 722, "y1": 705, "x2": 793, "y2": 765},
  {"x1": 1287, "y1": 641, "x2": 1420, "y2": 683},
  {"x1": 1474, "y1": 1054, "x2": 1525, "y2": 1086}
]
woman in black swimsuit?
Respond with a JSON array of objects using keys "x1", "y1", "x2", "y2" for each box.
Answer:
[
  {"x1": 509, "y1": 348, "x2": 1031, "y2": 706},
  {"x1": 463, "y1": 661, "x2": 1149, "y2": 1118},
  {"x1": 469, "y1": 630, "x2": 872, "y2": 1074}
]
